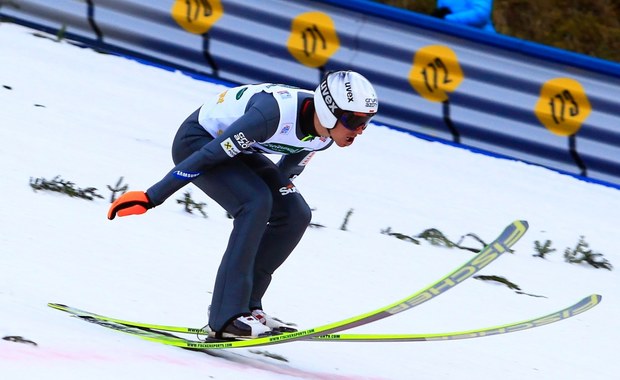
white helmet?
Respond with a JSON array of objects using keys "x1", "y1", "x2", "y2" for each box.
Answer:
[{"x1": 314, "y1": 70, "x2": 378, "y2": 130}]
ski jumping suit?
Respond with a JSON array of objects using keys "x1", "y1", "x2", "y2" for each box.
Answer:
[{"x1": 146, "y1": 84, "x2": 333, "y2": 331}]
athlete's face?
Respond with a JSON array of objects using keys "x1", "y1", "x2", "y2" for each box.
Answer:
[{"x1": 330, "y1": 121, "x2": 365, "y2": 147}]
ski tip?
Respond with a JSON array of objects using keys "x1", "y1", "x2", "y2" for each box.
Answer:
[{"x1": 515, "y1": 220, "x2": 529, "y2": 229}]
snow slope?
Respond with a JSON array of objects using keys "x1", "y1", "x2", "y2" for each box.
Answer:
[{"x1": 1, "y1": 22, "x2": 618, "y2": 380}]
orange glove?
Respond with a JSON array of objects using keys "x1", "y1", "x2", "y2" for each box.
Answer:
[{"x1": 107, "y1": 191, "x2": 154, "y2": 220}]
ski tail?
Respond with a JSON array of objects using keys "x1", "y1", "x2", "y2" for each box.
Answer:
[{"x1": 47, "y1": 303, "x2": 209, "y2": 335}]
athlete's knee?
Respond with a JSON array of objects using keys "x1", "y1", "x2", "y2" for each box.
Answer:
[{"x1": 298, "y1": 201, "x2": 312, "y2": 227}]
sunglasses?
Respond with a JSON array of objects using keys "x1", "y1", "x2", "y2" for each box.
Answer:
[{"x1": 338, "y1": 111, "x2": 374, "y2": 131}]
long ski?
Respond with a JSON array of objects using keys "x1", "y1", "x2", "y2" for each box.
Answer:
[
  {"x1": 50, "y1": 293, "x2": 602, "y2": 339},
  {"x1": 49, "y1": 294, "x2": 601, "y2": 345},
  {"x1": 49, "y1": 220, "x2": 528, "y2": 349}
]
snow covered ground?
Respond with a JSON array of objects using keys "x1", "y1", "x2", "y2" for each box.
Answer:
[{"x1": 1, "y1": 22, "x2": 618, "y2": 380}]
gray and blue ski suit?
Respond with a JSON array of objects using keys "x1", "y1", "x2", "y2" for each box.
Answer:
[{"x1": 146, "y1": 84, "x2": 333, "y2": 331}]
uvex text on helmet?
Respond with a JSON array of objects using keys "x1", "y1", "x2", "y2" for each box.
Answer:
[{"x1": 314, "y1": 71, "x2": 378, "y2": 129}]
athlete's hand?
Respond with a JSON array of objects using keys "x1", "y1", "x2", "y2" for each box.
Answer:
[{"x1": 107, "y1": 191, "x2": 154, "y2": 220}]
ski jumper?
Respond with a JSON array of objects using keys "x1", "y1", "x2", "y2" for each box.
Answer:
[{"x1": 146, "y1": 84, "x2": 333, "y2": 331}]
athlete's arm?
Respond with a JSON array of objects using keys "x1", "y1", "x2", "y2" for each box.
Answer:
[{"x1": 146, "y1": 93, "x2": 280, "y2": 206}]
